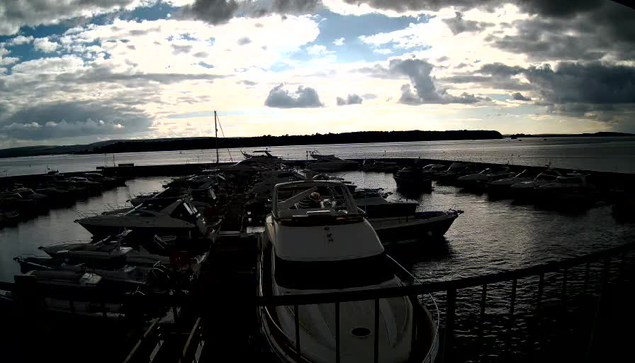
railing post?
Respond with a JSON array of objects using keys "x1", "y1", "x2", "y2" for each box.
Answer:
[
  {"x1": 505, "y1": 278, "x2": 517, "y2": 360},
  {"x1": 583, "y1": 262, "x2": 591, "y2": 295},
  {"x1": 617, "y1": 252, "x2": 627, "y2": 284},
  {"x1": 562, "y1": 268, "x2": 568, "y2": 306},
  {"x1": 374, "y1": 298, "x2": 380, "y2": 363},
  {"x1": 479, "y1": 284, "x2": 487, "y2": 362},
  {"x1": 586, "y1": 257, "x2": 611, "y2": 362},
  {"x1": 335, "y1": 302, "x2": 341, "y2": 363},
  {"x1": 441, "y1": 288, "x2": 457, "y2": 363},
  {"x1": 410, "y1": 295, "x2": 418, "y2": 359},
  {"x1": 294, "y1": 304, "x2": 301, "y2": 360}
]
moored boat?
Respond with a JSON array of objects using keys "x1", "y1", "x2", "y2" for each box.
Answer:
[
  {"x1": 75, "y1": 198, "x2": 208, "y2": 238},
  {"x1": 393, "y1": 167, "x2": 432, "y2": 192},
  {"x1": 258, "y1": 180, "x2": 438, "y2": 363}
]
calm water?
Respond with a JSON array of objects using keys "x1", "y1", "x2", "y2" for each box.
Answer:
[
  {"x1": 0, "y1": 177, "x2": 170, "y2": 282},
  {"x1": 332, "y1": 171, "x2": 635, "y2": 281},
  {"x1": 1, "y1": 171, "x2": 633, "y2": 284},
  {"x1": 1, "y1": 136, "x2": 634, "y2": 177}
]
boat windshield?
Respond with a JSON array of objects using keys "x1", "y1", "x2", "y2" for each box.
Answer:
[
  {"x1": 274, "y1": 253, "x2": 394, "y2": 290},
  {"x1": 274, "y1": 183, "x2": 358, "y2": 220}
]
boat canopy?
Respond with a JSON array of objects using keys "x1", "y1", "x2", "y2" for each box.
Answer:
[{"x1": 272, "y1": 181, "x2": 362, "y2": 222}]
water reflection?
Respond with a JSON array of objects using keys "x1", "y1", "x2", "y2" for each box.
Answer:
[{"x1": 0, "y1": 177, "x2": 169, "y2": 282}]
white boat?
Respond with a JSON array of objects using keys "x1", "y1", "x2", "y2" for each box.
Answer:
[
  {"x1": 510, "y1": 169, "x2": 563, "y2": 200},
  {"x1": 456, "y1": 167, "x2": 515, "y2": 188},
  {"x1": 486, "y1": 169, "x2": 534, "y2": 196},
  {"x1": 259, "y1": 180, "x2": 437, "y2": 363},
  {"x1": 420, "y1": 164, "x2": 446, "y2": 177},
  {"x1": 306, "y1": 152, "x2": 359, "y2": 172},
  {"x1": 393, "y1": 167, "x2": 432, "y2": 192},
  {"x1": 435, "y1": 162, "x2": 478, "y2": 184},
  {"x1": 533, "y1": 173, "x2": 596, "y2": 205},
  {"x1": 354, "y1": 189, "x2": 462, "y2": 245},
  {"x1": 35, "y1": 231, "x2": 170, "y2": 268},
  {"x1": 75, "y1": 198, "x2": 208, "y2": 238}
]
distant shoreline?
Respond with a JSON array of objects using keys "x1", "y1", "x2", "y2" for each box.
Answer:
[
  {"x1": 505, "y1": 132, "x2": 633, "y2": 139},
  {"x1": 0, "y1": 130, "x2": 632, "y2": 159},
  {"x1": 0, "y1": 130, "x2": 502, "y2": 159}
]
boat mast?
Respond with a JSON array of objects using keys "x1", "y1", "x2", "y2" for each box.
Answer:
[{"x1": 214, "y1": 110, "x2": 219, "y2": 164}]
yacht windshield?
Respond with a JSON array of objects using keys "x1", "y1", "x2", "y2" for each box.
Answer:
[{"x1": 274, "y1": 253, "x2": 394, "y2": 290}]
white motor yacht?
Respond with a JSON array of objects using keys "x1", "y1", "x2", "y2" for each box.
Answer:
[
  {"x1": 259, "y1": 180, "x2": 437, "y2": 363},
  {"x1": 456, "y1": 167, "x2": 515, "y2": 188},
  {"x1": 354, "y1": 189, "x2": 462, "y2": 245},
  {"x1": 306, "y1": 152, "x2": 359, "y2": 172},
  {"x1": 510, "y1": 169, "x2": 563, "y2": 200},
  {"x1": 534, "y1": 173, "x2": 595, "y2": 205},
  {"x1": 487, "y1": 169, "x2": 534, "y2": 196},
  {"x1": 75, "y1": 198, "x2": 208, "y2": 238}
]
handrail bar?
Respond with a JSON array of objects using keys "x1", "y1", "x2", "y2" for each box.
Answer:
[{"x1": 254, "y1": 241, "x2": 635, "y2": 306}]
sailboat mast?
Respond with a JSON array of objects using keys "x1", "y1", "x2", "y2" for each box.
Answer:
[{"x1": 214, "y1": 110, "x2": 219, "y2": 164}]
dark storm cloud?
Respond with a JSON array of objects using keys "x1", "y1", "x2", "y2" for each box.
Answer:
[
  {"x1": 341, "y1": 0, "x2": 612, "y2": 16},
  {"x1": 53, "y1": 66, "x2": 224, "y2": 86},
  {"x1": 0, "y1": 101, "x2": 152, "y2": 140},
  {"x1": 0, "y1": 0, "x2": 138, "y2": 35},
  {"x1": 524, "y1": 62, "x2": 635, "y2": 105},
  {"x1": 441, "y1": 63, "x2": 531, "y2": 91},
  {"x1": 511, "y1": 92, "x2": 530, "y2": 101},
  {"x1": 360, "y1": 58, "x2": 491, "y2": 104},
  {"x1": 182, "y1": 0, "x2": 320, "y2": 25},
  {"x1": 486, "y1": 2, "x2": 635, "y2": 61},
  {"x1": 180, "y1": 0, "x2": 239, "y2": 25},
  {"x1": 336, "y1": 94, "x2": 363, "y2": 106},
  {"x1": 264, "y1": 84, "x2": 323, "y2": 108},
  {"x1": 442, "y1": 12, "x2": 493, "y2": 35},
  {"x1": 466, "y1": 60, "x2": 635, "y2": 122},
  {"x1": 389, "y1": 58, "x2": 489, "y2": 104},
  {"x1": 518, "y1": 0, "x2": 604, "y2": 18}
]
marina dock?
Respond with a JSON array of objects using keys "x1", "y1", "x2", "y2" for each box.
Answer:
[{"x1": 1, "y1": 155, "x2": 634, "y2": 362}]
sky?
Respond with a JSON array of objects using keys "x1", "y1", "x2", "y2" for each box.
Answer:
[{"x1": 0, "y1": 0, "x2": 634, "y2": 148}]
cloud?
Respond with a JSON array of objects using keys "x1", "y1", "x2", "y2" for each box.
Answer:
[
  {"x1": 33, "y1": 37, "x2": 59, "y2": 53},
  {"x1": 336, "y1": 94, "x2": 363, "y2": 105},
  {"x1": 525, "y1": 62, "x2": 635, "y2": 106},
  {"x1": 511, "y1": 92, "x2": 531, "y2": 101},
  {"x1": 182, "y1": 0, "x2": 321, "y2": 25},
  {"x1": 0, "y1": 0, "x2": 137, "y2": 36},
  {"x1": 237, "y1": 37, "x2": 251, "y2": 45},
  {"x1": 388, "y1": 58, "x2": 490, "y2": 104},
  {"x1": 485, "y1": 2, "x2": 635, "y2": 61},
  {"x1": 0, "y1": 47, "x2": 19, "y2": 66},
  {"x1": 441, "y1": 63, "x2": 531, "y2": 91},
  {"x1": 373, "y1": 48, "x2": 392, "y2": 55},
  {"x1": 0, "y1": 101, "x2": 151, "y2": 140},
  {"x1": 442, "y1": 12, "x2": 493, "y2": 35},
  {"x1": 333, "y1": 37, "x2": 345, "y2": 46},
  {"x1": 8, "y1": 35, "x2": 34, "y2": 45},
  {"x1": 338, "y1": 0, "x2": 609, "y2": 16},
  {"x1": 474, "y1": 61, "x2": 635, "y2": 123},
  {"x1": 171, "y1": 44, "x2": 193, "y2": 54},
  {"x1": 264, "y1": 83, "x2": 323, "y2": 108},
  {"x1": 306, "y1": 44, "x2": 334, "y2": 56},
  {"x1": 238, "y1": 80, "x2": 257, "y2": 86}
]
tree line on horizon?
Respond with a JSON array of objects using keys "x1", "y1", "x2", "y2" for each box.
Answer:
[{"x1": 81, "y1": 130, "x2": 503, "y2": 154}]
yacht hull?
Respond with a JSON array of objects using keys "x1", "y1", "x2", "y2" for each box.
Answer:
[
  {"x1": 258, "y1": 245, "x2": 436, "y2": 363},
  {"x1": 370, "y1": 211, "x2": 460, "y2": 245}
]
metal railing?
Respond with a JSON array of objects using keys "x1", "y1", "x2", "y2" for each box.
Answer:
[
  {"x1": 3, "y1": 240, "x2": 635, "y2": 362},
  {"x1": 253, "y1": 241, "x2": 635, "y2": 363}
]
